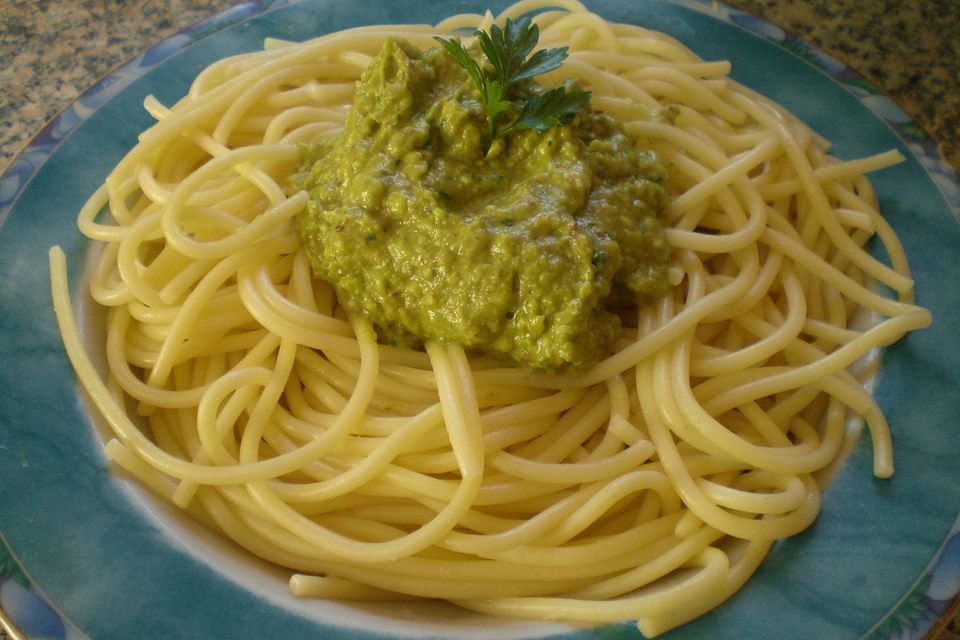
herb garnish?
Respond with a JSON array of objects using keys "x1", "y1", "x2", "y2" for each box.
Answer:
[{"x1": 434, "y1": 16, "x2": 591, "y2": 148}]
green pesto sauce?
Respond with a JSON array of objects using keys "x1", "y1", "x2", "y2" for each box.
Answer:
[{"x1": 291, "y1": 38, "x2": 670, "y2": 371}]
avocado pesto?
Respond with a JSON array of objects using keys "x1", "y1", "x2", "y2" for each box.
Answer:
[{"x1": 291, "y1": 37, "x2": 670, "y2": 371}]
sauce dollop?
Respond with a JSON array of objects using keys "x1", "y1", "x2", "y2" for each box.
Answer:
[{"x1": 292, "y1": 38, "x2": 670, "y2": 370}]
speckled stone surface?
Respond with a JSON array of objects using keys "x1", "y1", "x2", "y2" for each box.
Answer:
[
  {"x1": 0, "y1": 0, "x2": 238, "y2": 171},
  {"x1": 723, "y1": 0, "x2": 960, "y2": 173},
  {"x1": 1, "y1": 0, "x2": 958, "y2": 173},
  {"x1": 0, "y1": 1, "x2": 957, "y2": 639}
]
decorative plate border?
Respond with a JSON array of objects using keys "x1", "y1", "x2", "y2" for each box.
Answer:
[{"x1": 0, "y1": 1, "x2": 957, "y2": 639}]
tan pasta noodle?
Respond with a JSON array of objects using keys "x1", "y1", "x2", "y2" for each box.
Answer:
[{"x1": 49, "y1": 0, "x2": 930, "y2": 636}]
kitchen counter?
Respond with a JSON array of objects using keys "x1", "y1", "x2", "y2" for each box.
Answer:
[
  {"x1": 2, "y1": 0, "x2": 958, "y2": 172},
  {"x1": 0, "y1": 1, "x2": 957, "y2": 639}
]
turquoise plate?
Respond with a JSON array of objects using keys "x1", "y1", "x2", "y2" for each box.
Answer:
[{"x1": 1, "y1": 1, "x2": 958, "y2": 639}]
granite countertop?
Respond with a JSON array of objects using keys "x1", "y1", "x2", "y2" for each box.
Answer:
[
  {"x1": 1, "y1": 0, "x2": 958, "y2": 172},
  {"x1": 0, "y1": 1, "x2": 958, "y2": 639}
]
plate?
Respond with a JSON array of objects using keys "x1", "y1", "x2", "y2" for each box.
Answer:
[{"x1": 1, "y1": 1, "x2": 959, "y2": 639}]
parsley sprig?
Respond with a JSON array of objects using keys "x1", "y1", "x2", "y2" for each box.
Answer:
[{"x1": 434, "y1": 16, "x2": 591, "y2": 149}]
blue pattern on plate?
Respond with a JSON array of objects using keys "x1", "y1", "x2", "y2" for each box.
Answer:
[
  {"x1": 0, "y1": 579, "x2": 66, "y2": 640},
  {"x1": 0, "y1": 545, "x2": 85, "y2": 640},
  {"x1": 0, "y1": 1, "x2": 957, "y2": 638}
]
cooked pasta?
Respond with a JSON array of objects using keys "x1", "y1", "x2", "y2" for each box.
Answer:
[{"x1": 49, "y1": 0, "x2": 931, "y2": 636}]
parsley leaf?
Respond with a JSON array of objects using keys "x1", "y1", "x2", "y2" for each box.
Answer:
[
  {"x1": 434, "y1": 16, "x2": 591, "y2": 149},
  {"x1": 513, "y1": 46, "x2": 569, "y2": 83},
  {"x1": 476, "y1": 17, "x2": 540, "y2": 86},
  {"x1": 435, "y1": 35, "x2": 512, "y2": 141},
  {"x1": 502, "y1": 85, "x2": 593, "y2": 135},
  {"x1": 433, "y1": 37, "x2": 485, "y2": 94},
  {"x1": 480, "y1": 77, "x2": 511, "y2": 140}
]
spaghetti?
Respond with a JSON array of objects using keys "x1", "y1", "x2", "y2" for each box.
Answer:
[{"x1": 49, "y1": 0, "x2": 931, "y2": 636}]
